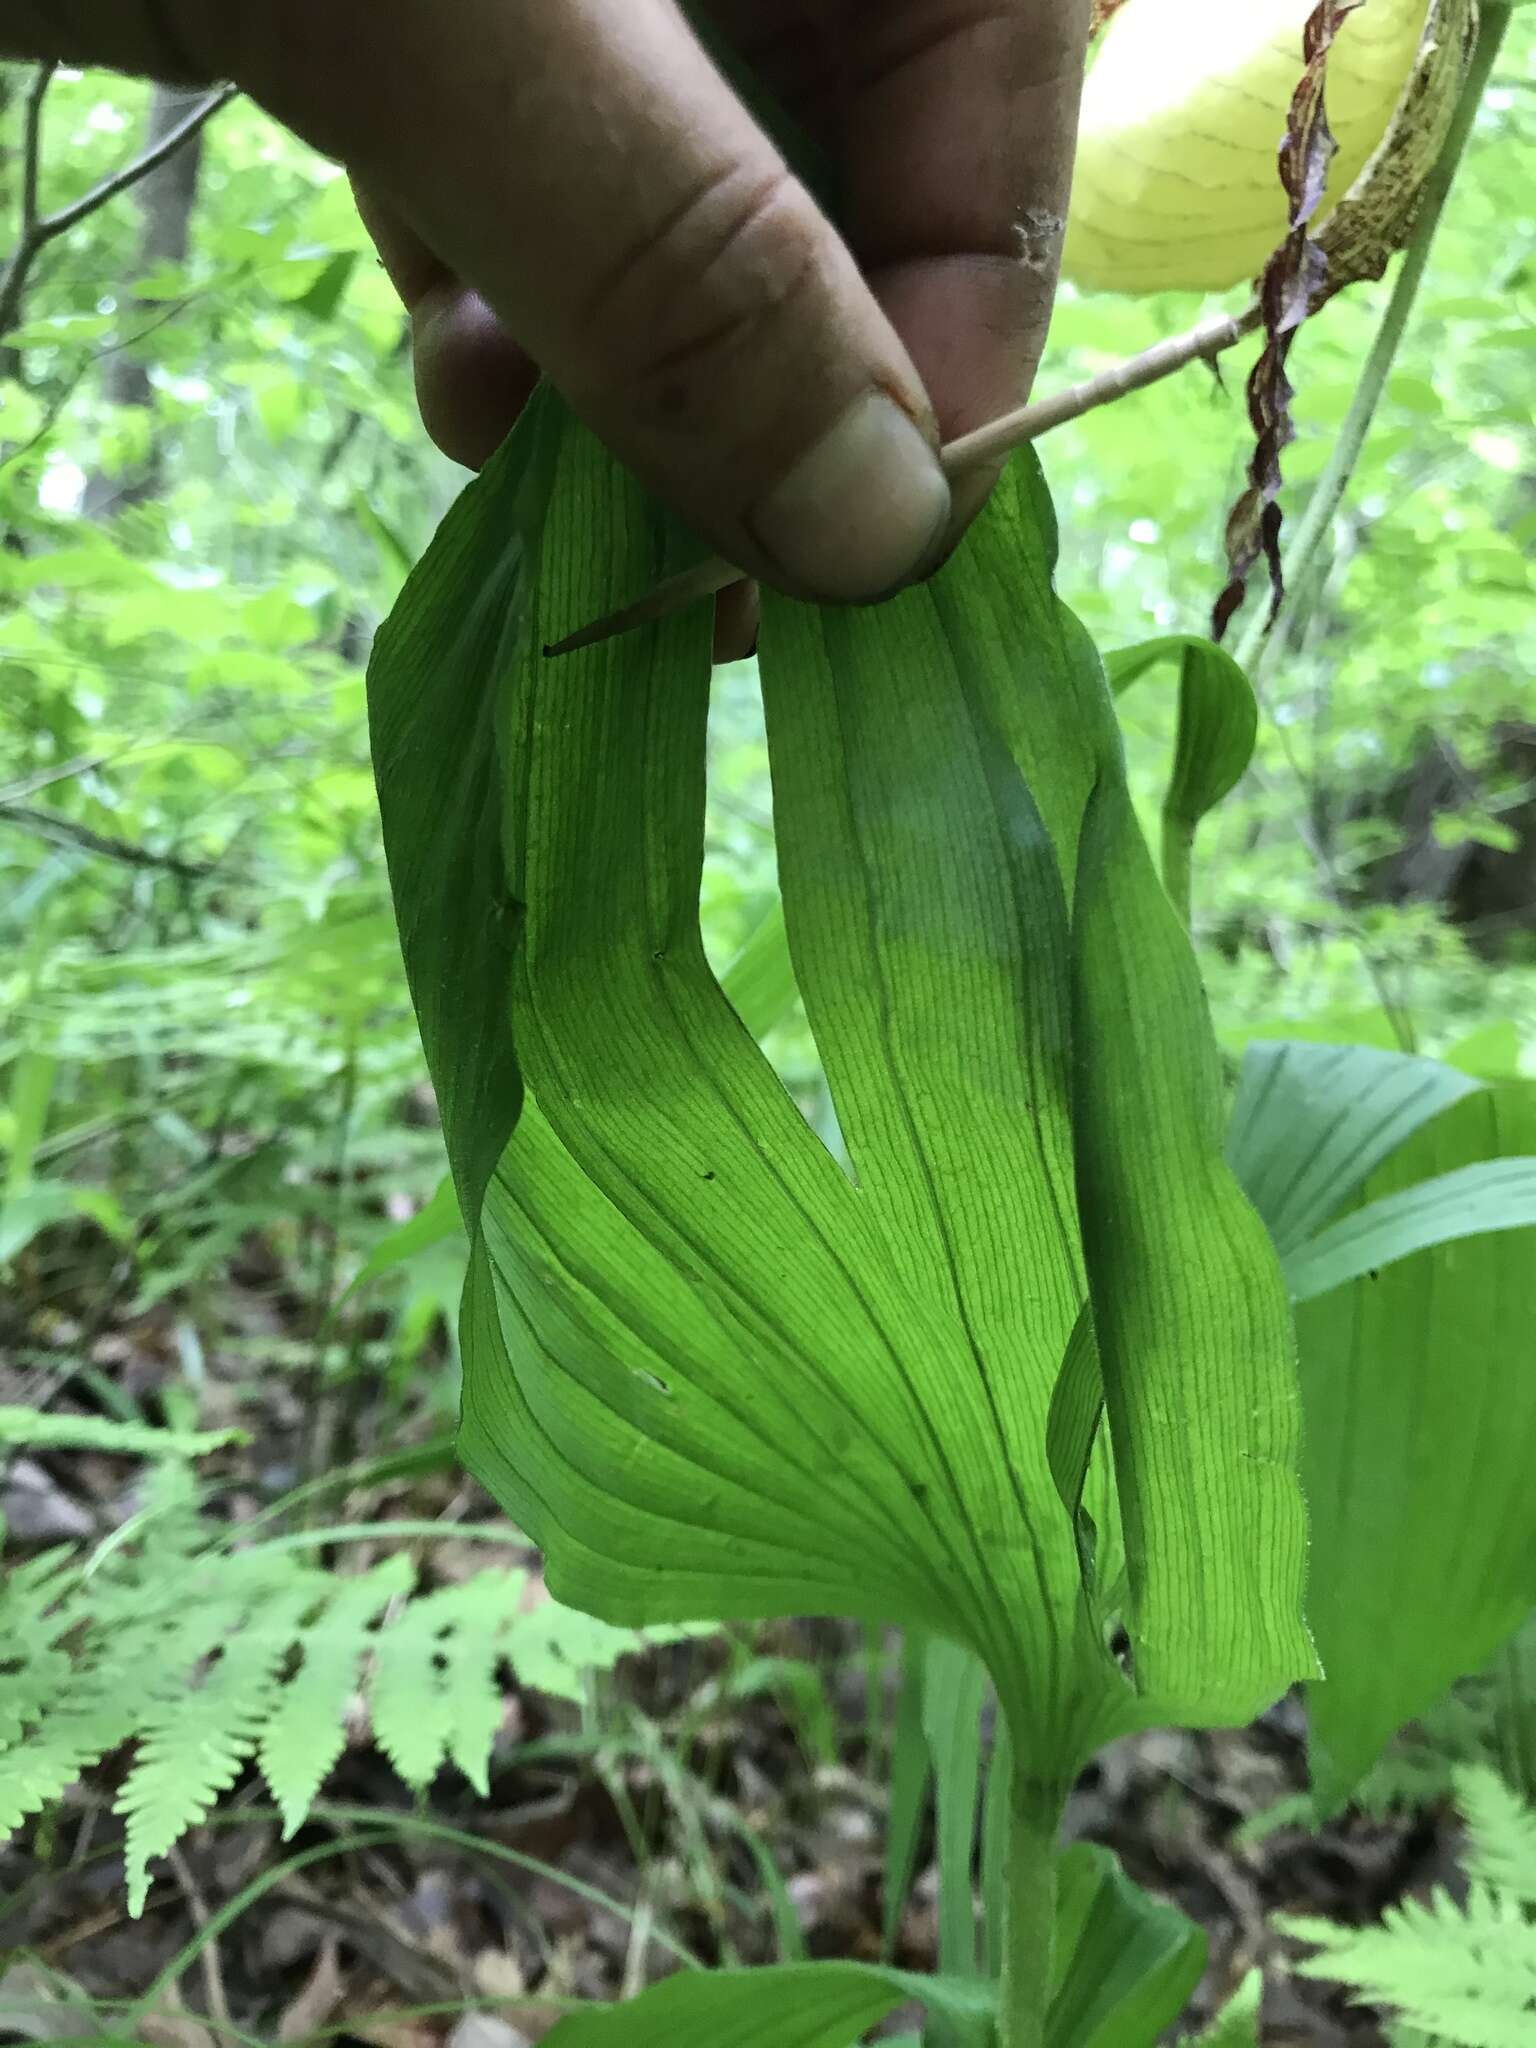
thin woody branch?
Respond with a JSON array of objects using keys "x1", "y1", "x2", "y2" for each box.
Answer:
[
  {"x1": 19, "y1": 61, "x2": 55, "y2": 236},
  {"x1": 547, "y1": 299, "x2": 1263, "y2": 656},
  {"x1": 0, "y1": 76, "x2": 236, "y2": 341},
  {"x1": 0, "y1": 800, "x2": 214, "y2": 880},
  {"x1": 39, "y1": 81, "x2": 235, "y2": 243}
]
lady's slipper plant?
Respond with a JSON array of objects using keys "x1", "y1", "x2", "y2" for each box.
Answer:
[{"x1": 367, "y1": 391, "x2": 1318, "y2": 2045}]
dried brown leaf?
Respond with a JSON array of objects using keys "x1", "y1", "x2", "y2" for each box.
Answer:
[
  {"x1": 278, "y1": 1936, "x2": 347, "y2": 2044},
  {"x1": 1214, "y1": 0, "x2": 1360, "y2": 642},
  {"x1": 1089, "y1": 0, "x2": 1133, "y2": 33}
]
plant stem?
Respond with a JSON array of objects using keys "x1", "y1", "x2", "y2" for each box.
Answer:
[
  {"x1": 1235, "y1": 0, "x2": 1512, "y2": 678},
  {"x1": 1161, "y1": 817, "x2": 1195, "y2": 932},
  {"x1": 998, "y1": 1793, "x2": 1060, "y2": 2048}
]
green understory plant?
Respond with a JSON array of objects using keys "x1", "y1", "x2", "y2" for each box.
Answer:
[
  {"x1": 0, "y1": 1442, "x2": 699, "y2": 1913},
  {"x1": 1286, "y1": 1763, "x2": 1536, "y2": 2047},
  {"x1": 365, "y1": 354, "x2": 1536, "y2": 2038},
  {"x1": 367, "y1": 386, "x2": 1327, "y2": 2047}
]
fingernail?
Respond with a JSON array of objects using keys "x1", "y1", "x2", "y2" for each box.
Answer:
[{"x1": 748, "y1": 390, "x2": 952, "y2": 603}]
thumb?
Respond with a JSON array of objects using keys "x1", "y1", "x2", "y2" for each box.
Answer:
[{"x1": 221, "y1": 0, "x2": 954, "y2": 602}]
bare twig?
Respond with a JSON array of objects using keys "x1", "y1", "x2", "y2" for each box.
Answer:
[
  {"x1": 165, "y1": 1845, "x2": 231, "y2": 2029},
  {"x1": 18, "y1": 63, "x2": 55, "y2": 238},
  {"x1": 46, "y1": 85, "x2": 234, "y2": 245},
  {"x1": 545, "y1": 301, "x2": 1262, "y2": 656},
  {"x1": 943, "y1": 302, "x2": 1261, "y2": 473},
  {"x1": 0, "y1": 799, "x2": 214, "y2": 879},
  {"x1": 0, "y1": 81, "x2": 236, "y2": 342}
]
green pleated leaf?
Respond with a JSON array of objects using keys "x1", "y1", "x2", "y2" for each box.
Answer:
[
  {"x1": 761, "y1": 457, "x2": 1309, "y2": 1745},
  {"x1": 460, "y1": 422, "x2": 1051, "y2": 1670},
  {"x1": 1048, "y1": 1843, "x2": 1207, "y2": 2048},
  {"x1": 1104, "y1": 635, "x2": 1257, "y2": 923},
  {"x1": 1297, "y1": 1080, "x2": 1536, "y2": 1807},
  {"x1": 720, "y1": 898, "x2": 797, "y2": 1041},
  {"x1": 1283, "y1": 1156, "x2": 1536, "y2": 1302},
  {"x1": 367, "y1": 393, "x2": 564, "y2": 1216},
  {"x1": 541, "y1": 1962, "x2": 991, "y2": 2048},
  {"x1": 370, "y1": 399, "x2": 1311, "y2": 1800},
  {"x1": 757, "y1": 464, "x2": 1109, "y2": 1767},
  {"x1": 884, "y1": 1635, "x2": 932, "y2": 1962},
  {"x1": 922, "y1": 1639, "x2": 987, "y2": 1986},
  {"x1": 1069, "y1": 740, "x2": 1315, "y2": 1720},
  {"x1": 343, "y1": 1174, "x2": 462, "y2": 1302},
  {"x1": 1226, "y1": 1039, "x2": 1479, "y2": 1256}
]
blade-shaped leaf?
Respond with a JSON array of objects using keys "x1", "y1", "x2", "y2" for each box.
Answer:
[
  {"x1": 1104, "y1": 635, "x2": 1258, "y2": 923},
  {"x1": 1069, "y1": 738, "x2": 1315, "y2": 1720},
  {"x1": 1297, "y1": 1080, "x2": 1536, "y2": 1807},
  {"x1": 367, "y1": 392, "x2": 564, "y2": 1217},
  {"x1": 720, "y1": 898, "x2": 797, "y2": 1041},
  {"x1": 371, "y1": 399, "x2": 1311, "y2": 1805},
  {"x1": 1284, "y1": 1157, "x2": 1536, "y2": 1302},
  {"x1": 343, "y1": 1175, "x2": 463, "y2": 1302},
  {"x1": 541, "y1": 1962, "x2": 992, "y2": 2048},
  {"x1": 1227, "y1": 1039, "x2": 1479, "y2": 1255},
  {"x1": 1048, "y1": 1843, "x2": 1207, "y2": 2048},
  {"x1": 759, "y1": 463, "x2": 1104, "y2": 1764},
  {"x1": 884, "y1": 1633, "x2": 931, "y2": 1962},
  {"x1": 923, "y1": 1639, "x2": 987, "y2": 1985},
  {"x1": 762, "y1": 455, "x2": 1309, "y2": 1744}
]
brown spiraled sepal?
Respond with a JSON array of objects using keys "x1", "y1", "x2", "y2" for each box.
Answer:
[{"x1": 1213, "y1": 0, "x2": 1360, "y2": 644}]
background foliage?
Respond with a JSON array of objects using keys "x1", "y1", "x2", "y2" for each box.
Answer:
[
  {"x1": 0, "y1": 22, "x2": 1533, "y2": 2043},
  {"x1": 2, "y1": 42, "x2": 1532, "y2": 1338}
]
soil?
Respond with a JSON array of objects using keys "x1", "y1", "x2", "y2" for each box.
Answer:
[{"x1": 0, "y1": 1271, "x2": 1458, "y2": 2047}]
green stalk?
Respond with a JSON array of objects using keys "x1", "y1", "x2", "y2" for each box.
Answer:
[
  {"x1": 1236, "y1": 0, "x2": 1512, "y2": 679},
  {"x1": 1160, "y1": 816, "x2": 1195, "y2": 933},
  {"x1": 997, "y1": 1793, "x2": 1061, "y2": 2048}
]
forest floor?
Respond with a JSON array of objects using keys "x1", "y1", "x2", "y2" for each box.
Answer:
[{"x1": 0, "y1": 1254, "x2": 1453, "y2": 2048}]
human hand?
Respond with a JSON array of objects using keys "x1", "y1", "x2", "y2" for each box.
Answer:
[{"x1": 17, "y1": 1, "x2": 1090, "y2": 604}]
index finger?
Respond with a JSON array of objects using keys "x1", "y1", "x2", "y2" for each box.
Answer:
[
  {"x1": 840, "y1": 0, "x2": 1091, "y2": 448},
  {"x1": 712, "y1": 0, "x2": 1091, "y2": 533}
]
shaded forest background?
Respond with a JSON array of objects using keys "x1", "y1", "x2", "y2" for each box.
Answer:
[{"x1": 0, "y1": 32, "x2": 1533, "y2": 2046}]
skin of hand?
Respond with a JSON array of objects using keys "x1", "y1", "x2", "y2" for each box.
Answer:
[{"x1": 6, "y1": 1, "x2": 1091, "y2": 608}]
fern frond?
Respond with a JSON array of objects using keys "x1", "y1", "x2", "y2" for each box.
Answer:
[
  {"x1": 435, "y1": 1571, "x2": 526, "y2": 1794},
  {"x1": 6, "y1": 1544, "x2": 85, "y2": 1600},
  {"x1": 117, "y1": 1575, "x2": 318, "y2": 1912},
  {"x1": 0, "y1": 1693, "x2": 140, "y2": 1835},
  {"x1": 0, "y1": 1598, "x2": 79, "y2": 1747},
  {"x1": 1288, "y1": 1768, "x2": 1536, "y2": 2048},
  {"x1": 369, "y1": 1567, "x2": 526, "y2": 1791},
  {"x1": 509, "y1": 1597, "x2": 706, "y2": 1704},
  {"x1": 1457, "y1": 1762, "x2": 1536, "y2": 1907},
  {"x1": 1190, "y1": 1967, "x2": 1261, "y2": 2046},
  {"x1": 1348, "y1": 1688, "x2": 1508, "y2": 1822},
  {"x1": 4, "y1": 1466, "x2": 715, "y2": 1908},
  {"x1": 0, "y1": 1407, "x2": 240, "y2": 1459},
  {"x1": 1288, "y1": 1885, "x2": 1536, "y2": 2047},
  {"x1": 258, "y1": 1555, "x2": 414, "y2": 1836}
]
